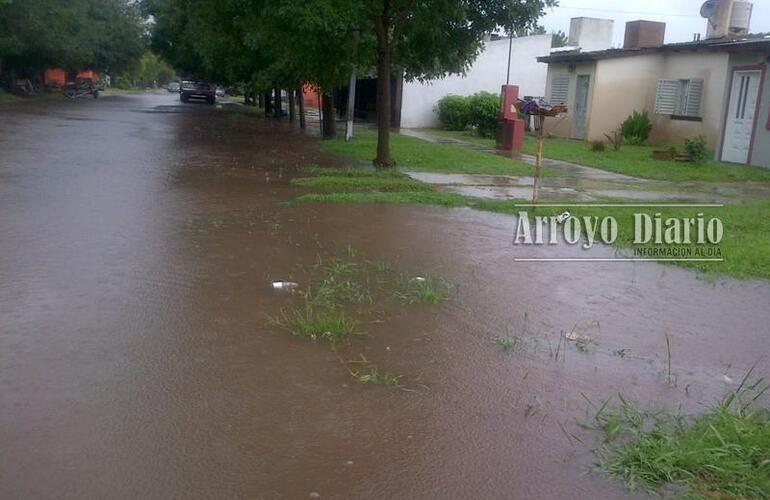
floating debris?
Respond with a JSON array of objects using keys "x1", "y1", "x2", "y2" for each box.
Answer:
[
  {"x1": 564, "y1": 331, "x2": 591, "y2": 343},
  {"x1": 271, "y1": 281, "x2": 299, "y2": 291}
]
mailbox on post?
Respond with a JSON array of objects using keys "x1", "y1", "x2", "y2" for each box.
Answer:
[{"x1": 498, "y1": 85, "x2": 525, "y2": 151}]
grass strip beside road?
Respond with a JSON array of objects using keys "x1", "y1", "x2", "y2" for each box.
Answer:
[{"x1": 320, "y1": 129, "x2": 560, "y2": 176}]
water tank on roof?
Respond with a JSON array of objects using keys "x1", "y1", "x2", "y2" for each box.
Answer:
[{"x1": 729, "y1": 1, "x2": 752, "y2": 36}]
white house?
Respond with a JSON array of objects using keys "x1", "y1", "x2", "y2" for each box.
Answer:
[{"x1": 399, "y1": 34, "x2": 553, "y2": 128}]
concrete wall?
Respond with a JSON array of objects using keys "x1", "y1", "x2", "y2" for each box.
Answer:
[
  {"x1": 727, "y1": 53, "x2": 769, "y2": 168},
  {"x1": 400, "y1": 34, "x2": 552, "y2": 128}
]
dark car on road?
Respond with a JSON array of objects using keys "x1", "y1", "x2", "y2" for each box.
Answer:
[{"x1": 180, "y1": 80, "x2": 215, "y2": 104}]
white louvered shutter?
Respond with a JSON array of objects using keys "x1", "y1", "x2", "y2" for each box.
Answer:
[
  {"x1": 654, "y1": 79, "x2": 679, "y2": 115},
  {"x1": 550, "y1": 75, "x2": 570, "y2": 103},
  {"x1": 684, "y1": 79, "x2": 703, "y2": 117}
]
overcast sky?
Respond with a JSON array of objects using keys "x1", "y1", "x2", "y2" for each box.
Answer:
[{"x1": 539, "y1": 0, "x2": 770, "y2": 45}]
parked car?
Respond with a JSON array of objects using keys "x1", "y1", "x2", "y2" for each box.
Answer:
[
  {"x1": 180, "y1": 80, "x2": 215, "y2": 104},
  {"x1": 167, "y1": 81, "x2": 180, "y2": 93}
]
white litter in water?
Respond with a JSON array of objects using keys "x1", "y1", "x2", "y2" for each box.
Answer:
[
  {"x1": 271, "y1": 281, "x2": 299, "y2": 291},
  {"x1": 412, "y1": 276, "x2": 427, "y2": 283}
]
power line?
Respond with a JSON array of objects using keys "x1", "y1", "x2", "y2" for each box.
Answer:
[{"x1": 555, "y1": 4, "x2": 703, "y2": 18}]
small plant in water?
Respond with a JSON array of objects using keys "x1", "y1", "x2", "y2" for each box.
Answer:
[
  {"x1": 584, "y1": 375, "x2": 770, "y2": 499},
  {"x1": 268, "y1": 299, "x2": 363, "y2": 344},
  {"x1": 350, "y1": 367, "x2": 404, "y2": 388},
  {"x1": 394, "y1": 274, "x2": 454, "y2": 304},
  {"x1": 492, "y1": 335, "x2": 519, "y2": 352}
]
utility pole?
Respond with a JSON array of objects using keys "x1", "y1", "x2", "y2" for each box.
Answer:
[
  {"x1": 506, "y1": 27, "x2": 514, "y2": 85},
  {"x1": 345, "y1": 29, "x2": 360, "y2": 142}
]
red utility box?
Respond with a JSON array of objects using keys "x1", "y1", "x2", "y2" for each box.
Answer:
[
  {"x1": 499, "y1": 119, "x2": 525, "y2": 151},
  {"x1": 497, "y1": 85, "x2": 525, "y2": 151}
]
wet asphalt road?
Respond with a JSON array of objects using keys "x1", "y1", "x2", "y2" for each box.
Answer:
[{"x1": 1, "y1": 92, "x2": 768, "y2": 499}]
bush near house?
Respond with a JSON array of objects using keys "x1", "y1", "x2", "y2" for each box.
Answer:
[
  {"x1": 467, "y1": 91, "x2": 500, "y2": 138},
  {"x1": 620, "y1": 110, "x2": 652, "y2": 145},
  {"x1": 437, "y1": 92, "x2": 501, "y2": 138},
  {"x1": 683, "y1": 135, "x2": 709, "y2": 163},
  {"x1": 436, "y1": 95, "x2": 470, "y2": 131}
]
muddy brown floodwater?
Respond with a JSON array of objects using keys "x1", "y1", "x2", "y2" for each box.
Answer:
[{"x1": 1, "y1": 93, "x2": 769, "y2": 499}]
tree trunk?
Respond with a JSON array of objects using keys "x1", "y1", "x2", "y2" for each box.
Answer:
[
  {"x1": 373, "y1": 15, "x2": 393, "y2": 167},
  {"x1": 264, "y1": 91, "x2": 272, "y2": 115},
  {"x1": 321, "y1": 90, "x2": 336, "y2": 139},
  {"x1": 297, "y1": 88, "x2": 306, "y2": 129},
  {"x1": 273, "y1": 88, "x2": 282, "y2": 118},
  {"x1": 288, "y1": 89, "x2": 296, "y2": 122}
]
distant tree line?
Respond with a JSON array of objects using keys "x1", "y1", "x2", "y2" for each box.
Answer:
[
  {"x1": 145, "y1": 0, "x2": 557, "y2": 167},
  {"x1": 0, "y1": 0, "x2": 146, "y2": 83}
]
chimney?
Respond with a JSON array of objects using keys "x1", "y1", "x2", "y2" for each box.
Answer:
[
  {"x1": 568, "y1": 17, "x2": 614, "y2": 52},
  {"x1": 624, "y1": 20, "x2": 666, "y2": 49}
]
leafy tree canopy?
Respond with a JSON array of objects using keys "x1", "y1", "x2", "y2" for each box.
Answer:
[{"x1": 0, "y1": 0, "x2": 146, "y2": 76}]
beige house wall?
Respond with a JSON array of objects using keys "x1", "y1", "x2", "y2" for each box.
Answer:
[
  {"x1": 542, "y1": 51, "x2": 732, "y2": 149},
  {"x1": 588, "y1": 54, "x2": 663, "y2": 141}
]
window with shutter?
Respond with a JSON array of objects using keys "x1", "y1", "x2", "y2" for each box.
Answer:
[
  {"x1": 550, "y1": 74, "x2": 569, "y2": 103},
  {"x1": 684, "y1": 79, "x2": 703, "y2": 117},
  {"x1": 655, "y1": 78, "x2": 704, "y2": 118},
  {"x1": 655, "y1": 79, "x2": 679, "y2": 115}
]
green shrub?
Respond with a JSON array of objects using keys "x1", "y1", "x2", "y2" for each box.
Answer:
[
  {"x1": 591, "y1": 140, "x2": 606, "y2": 152},
  {"x1": 683, "y1": 135, "x2": 709, "y2": 162},
  {"x1": 621, "y1": 110, "x2": 652, "y2": 145},
  {"x1": 436, "y1": 95, "x2": 470, "y2": 131},
  {"x1": 467, "y1": 91, "x2": 500, "y2": 138}
]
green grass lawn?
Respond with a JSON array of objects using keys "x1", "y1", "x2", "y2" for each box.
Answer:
[
  {"x1": 521, "y1": 136, "x2": 770, "y2": 183},
  {"x1": 320, "y1": 129, "x2": 560, "y2": 176},
  {"x1": 428, "y1": 128, "x2": 770, "y2": 183}
]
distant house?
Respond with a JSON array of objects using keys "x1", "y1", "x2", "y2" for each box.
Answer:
[
  {"x1": 399, "y1": 34, "x2": 553, "y2": 128},
  {"x1": 538, "y1": 12, "x2": 770, "y2": 167},
  {"x1": 43, "y1": 68, "x2": 99, "y2": 89}
]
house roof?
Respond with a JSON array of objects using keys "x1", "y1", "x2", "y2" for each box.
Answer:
[{"x1": 537, "y1": 33, "x2": 770, "y2": 64}]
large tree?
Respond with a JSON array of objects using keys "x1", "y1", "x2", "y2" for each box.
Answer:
[
  {"x1": 147, "y1": 0, "x2": 555, "y2": 164},
  {"x1": 0, "y1": 0, "x2": 145, "y2": 79},
  {"x1": 366, "y1": 0, "x2": 556, "y2": 167}
]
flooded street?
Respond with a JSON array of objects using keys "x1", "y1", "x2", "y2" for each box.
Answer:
[{"x1": 1, "y1": 93, "x2": 769, "y2": 499}]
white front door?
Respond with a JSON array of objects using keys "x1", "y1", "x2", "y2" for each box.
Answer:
[{"x1": 722, "y1": 70, "x2": 761, "y2": 164}]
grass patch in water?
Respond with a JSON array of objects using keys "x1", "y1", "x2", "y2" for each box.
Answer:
[
  {"x1": 292, "y1": 175, "x2": 433, "y2": 192},
  {"x1": 313, "y1": 260, "x2": 373, "y2": 306},
  {"x1": 587, "y1": 382, "x2": 770, "y2": 499},
  {"x1": 268, "y1": 299, "x2": 364, "y2": 344},
  {"x1": 492, "y1": 335, "x2": 522, "y2": 352},
  {"x1": 298, "y1": 191, "x2": 468, "y2": 206},
  {"x1": 349, "y1": 367, "x2": 405, "y2": 388},
  {"x1": 394, "y1": 275, "x2": 454, "y2": 304}
]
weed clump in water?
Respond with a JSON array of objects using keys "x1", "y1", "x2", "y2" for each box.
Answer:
[
  {"x1": 587, "y1": 376, "x2": 770, "y2": 498},
  {"x1": 268, "y1": 299, "x2": 363, "y2": 344},
  {"x1": 394, "y1": 275, "x2": 454, "y2": 304},
  {"x1": 349, "y1": 367, "x2": 404, "y2": 388}
]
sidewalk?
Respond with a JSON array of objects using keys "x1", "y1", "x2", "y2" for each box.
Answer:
[{"x1": 398, "y1": 128, "x2": 770, "y2": 203}]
